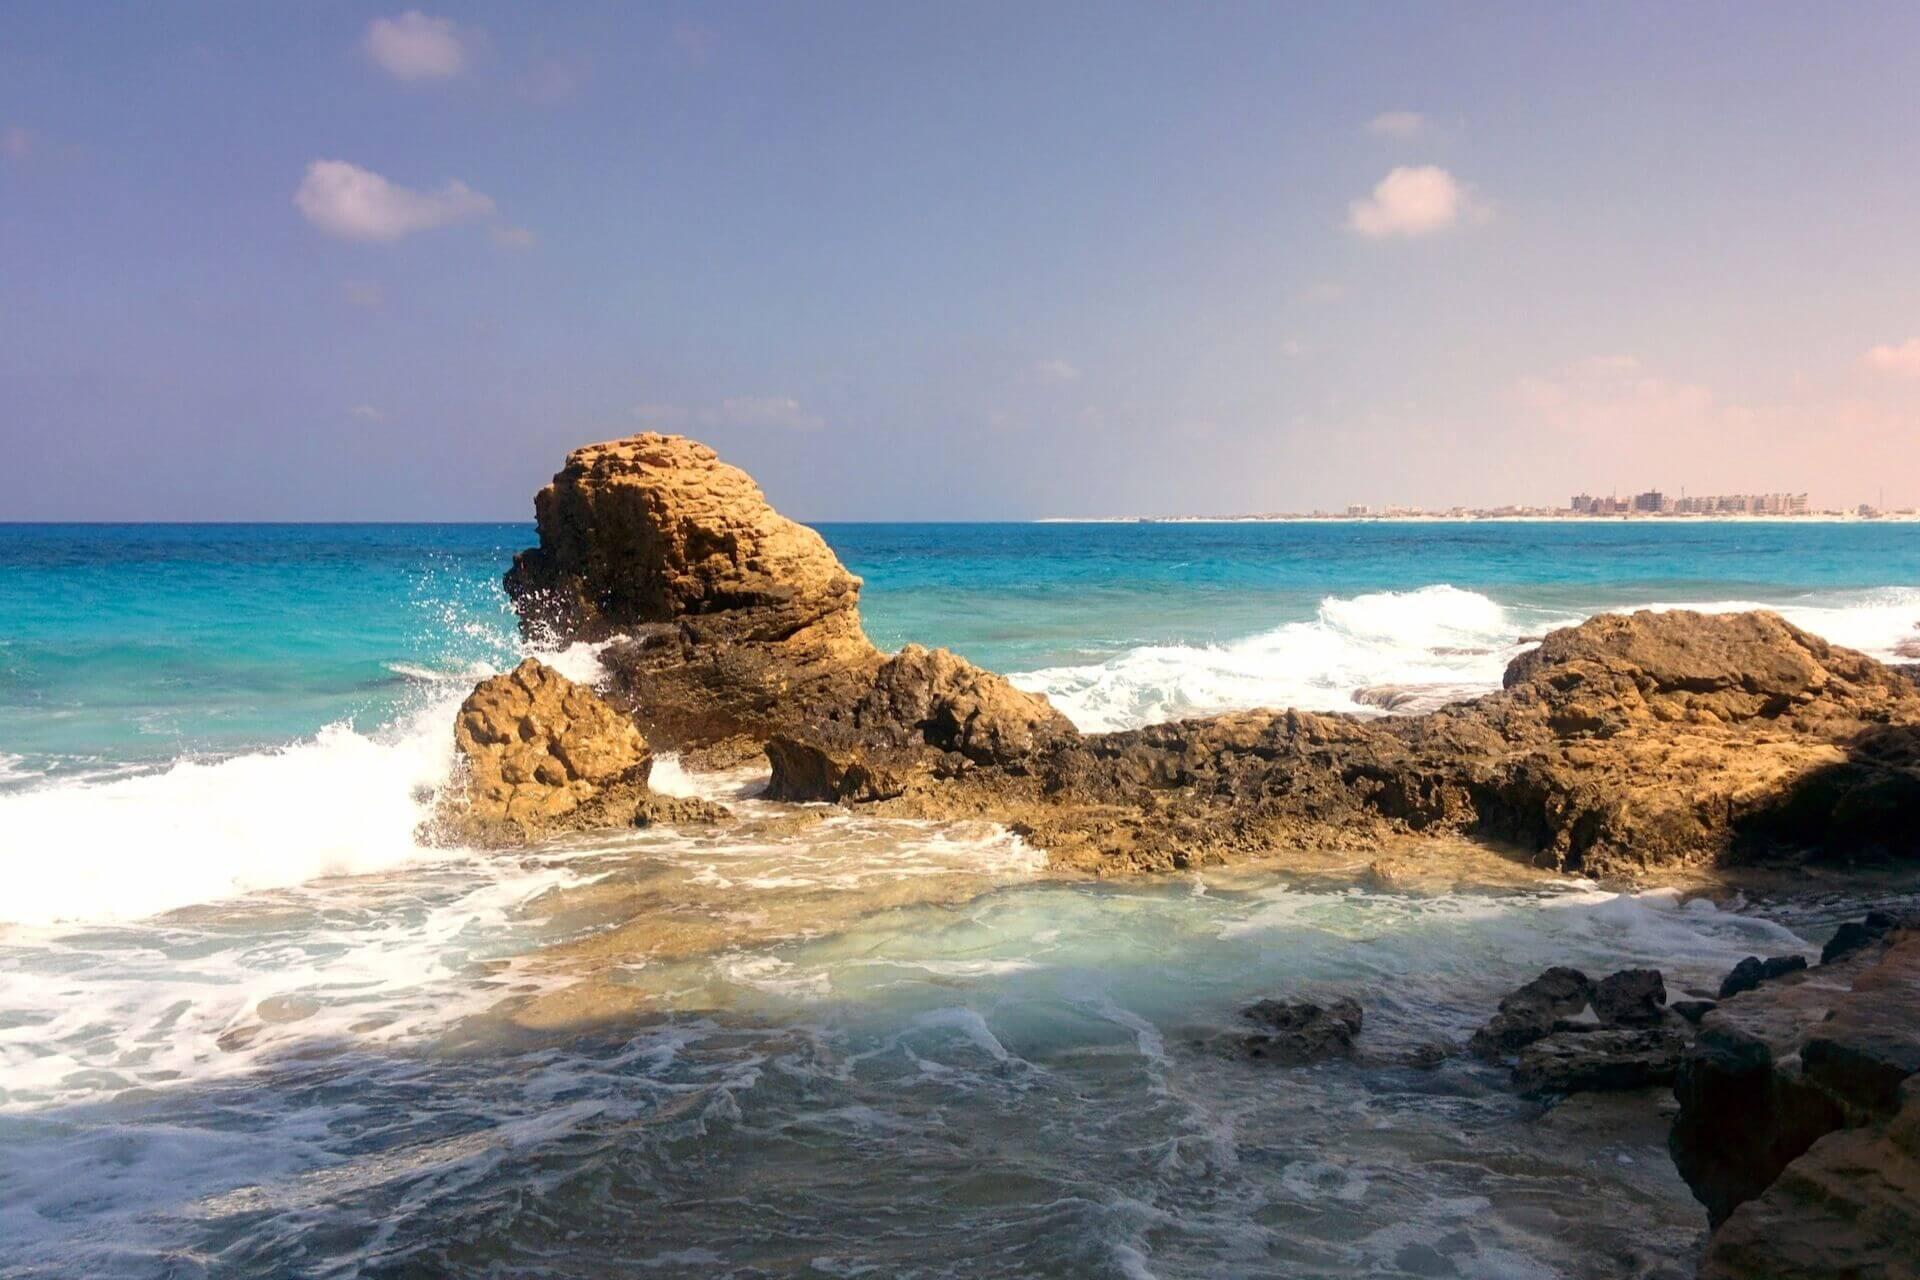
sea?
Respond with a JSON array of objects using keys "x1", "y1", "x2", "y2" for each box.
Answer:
[{"x1": 3, "y1": 519, "x2": 1919, "y2": 1278}]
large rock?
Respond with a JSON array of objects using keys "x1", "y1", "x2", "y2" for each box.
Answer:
[
  {"x1": 1671, "y1": 925, "x2": 1920, "y2": 1230},
  {"x1": 441, "y1": 659, "x2": 654, "y2": 843},
  {"x1": 504, "y1": 433, "x2": 867, "y2": 650},
  {"x1": 1697, "y1": 1078, "x2": 1920, "y2": 1279},
  {"x1": 497, "y1": 435, "x2": 1920, "y2": 879},
  {"x1": 501, "y1": 435, "x2": 1076, "y2": 774}
]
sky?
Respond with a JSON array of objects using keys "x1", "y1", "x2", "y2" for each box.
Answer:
[{"x1": 3, "y1": 2, "x2": 1920, "y2": 520}]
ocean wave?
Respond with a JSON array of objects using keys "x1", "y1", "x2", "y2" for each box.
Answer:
[
  {"x1": 0, "y1": 643, "x2": 607, "y2": 926},
  {"x1": 1011, "y1": 583, "x2": 1920, "y2": 733},
  {"x1": 1010, "y1": 585, "x2": 1573, "y2": 732}
]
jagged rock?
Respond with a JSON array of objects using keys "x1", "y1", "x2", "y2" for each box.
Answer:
[
  {"x1": 1822, "y1": 910, "x2": 1901, "y2": 964},
  {"x1": 504, "y1": 433, "x2": 867, "y2": 649},
  {"x1": 502, "y1": 435, "x2": 1077, "y2": 781},
  {"x1": 498, "y1": 435, "x2": 1920, "y2": 879},
  {"x1": 1672, "y1": 927, "x2": 1919, "y2": 1230},
  {"x1": 1697, "y1": 1078, "x2": 1920, "y2": 1279},
  {"x1": 1239, "y1": 997, "x2": 1363, "y2": 1063},
  {"x1": 633, "y1": 793, "x2": 731, "y2": 827},
  {"x1": 1719, "y1": 953, "x2": 1808, "y2": 1000},
  {"x1": 1593, "y1": 968, "x2": 1667, "y2": 1026},
  {"x1": 1512, "y1": 1026, "x2": 1687, "y2": 1097},
  {"x1": 1469, "y1": 967, "x2": 1595, "y2": 1060},
  {"x1": 440, "y1": 659, "x2": 653, "y2": 843}
]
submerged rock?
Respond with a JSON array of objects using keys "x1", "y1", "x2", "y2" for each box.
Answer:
[
  {"x1": 1240, "y1": 997, "x2": 1363, "y2": 1063},
  {"x1": 1513, "y1": 1027, "x2": 1687, "y2": 1097}
]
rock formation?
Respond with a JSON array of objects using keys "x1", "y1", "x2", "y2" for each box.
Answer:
[
  {"x1": 1671, "y1": 921, "x2": 1920, "y2": 1275},
  {"x1": 503, "y1": 433, "x2": 1072, "y2": 776},
  {"x1": 437, "y1": 658, "x2": 672, "y2": 844},
  {"x1": 486, "y1": 432, "x2": 1920, "y2": 880}
]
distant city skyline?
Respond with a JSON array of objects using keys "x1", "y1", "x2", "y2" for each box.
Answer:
[{"x1": 4, "y1": 5, "x2": 1920, "y2": 519}]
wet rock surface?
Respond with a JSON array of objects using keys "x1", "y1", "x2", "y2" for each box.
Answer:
[
  {"x1": 438, "y1": 659, "x2": 655, "y2": 844},
  {"x1": 1468, "y1": 966, "x2": 1594, "y2": 1060},
  {"x1": 1513, "y1": 1026, "x2": 1688, "y2": 1097},
  {"x1": 1239, "y1": 996, "x2": 1364, "y2": 1063}
]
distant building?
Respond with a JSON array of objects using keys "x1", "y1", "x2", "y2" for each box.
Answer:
[
  {"x1": 1632, "y1": 490, "x2": 1667, "y2": 514},
  {"x1": 1570, "y1": 492, "x2": 1595, "y2": 514},
  {"x1": 1345, "y1": 504, "x2": 1370, "y2": 517}
]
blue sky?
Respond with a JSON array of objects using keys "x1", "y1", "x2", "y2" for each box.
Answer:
[{"x1": 4, "y1": 3, "x2": 1919, "y2": 519}]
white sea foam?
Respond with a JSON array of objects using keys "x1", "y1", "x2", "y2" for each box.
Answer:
[
  {"x1": 1012, "y1": 585, "x2": 1568, "y2": 732},
  {"x1": 0, "y1": 642, "x2": 607, "y2": 926},
  {"x1": 1012, "y1": 583, "x2": 1920, "y2": 732}
]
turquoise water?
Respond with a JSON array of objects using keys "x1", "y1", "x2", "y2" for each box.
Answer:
[
  {"x1": 3, "y1": 519, "x2": 1919, "y2": 1278},
  {"x1": 5, "y1": 520, "x2": 1920, "y2": 777}
]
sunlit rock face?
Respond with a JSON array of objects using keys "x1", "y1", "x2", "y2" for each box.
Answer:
[
  {"x1": 501, "y1": 433, "x2": 1075, "y2": 777},
  {"x1": 494, "y1": 432, "x2": 1920, "y2": 878},
  {"x1": 438, "y1": 658, "x2": 655, "y2": 845}
]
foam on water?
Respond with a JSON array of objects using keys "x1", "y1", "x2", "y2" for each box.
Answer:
[
  {"x1": 1014, "y1": 582, "x2": 1920, "y2": 732},
  {"x1": 0, "y1": 642, "x2": 606, "y2": 926},
  {"x1": 1012, "y1": 585, "x2": 1572, "y2": 731}
]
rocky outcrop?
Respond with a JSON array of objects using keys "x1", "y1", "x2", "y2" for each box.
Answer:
[
  {"x1": 1671, "y1": 922, "x2": 1920, "y2": 1246},
  {"x1": 495, "y1": 433, "x2": 1920, "y2": 880},
  {"x1": 763, "y1": 645, "x2": 1078, "y2": 801},
  {"x1": 437, "y1": 659, "x2": 659, "y2": 844},
  {"x1": 1697, "y1": 1078, "x2": 1920, "y2": 1279},
  {"x1": 503, "y1": 435, "x2": 1077, "y2": 782},
  {"x1": 504, "y1": 434, "x2": 867, "y2": 650}
]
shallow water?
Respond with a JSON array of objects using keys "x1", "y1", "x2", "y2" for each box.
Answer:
[
  {"x1": 5, "y1": 520, "x2": 1920, "y2": 1276},
  {"x1": 4, "y1": 817, "x2": 1864, "y2": 1278}
]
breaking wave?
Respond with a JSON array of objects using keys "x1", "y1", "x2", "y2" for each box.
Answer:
[{"x1": 1013, "y1": 583, "x2": 1920, "y2": 732}]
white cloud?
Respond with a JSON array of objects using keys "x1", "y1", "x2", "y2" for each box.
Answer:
[
  {"x1": 1366, "y1": 111, "x2": 1427, "y2": 140},
  {"x1": 295, "y1": 160, "x2": 495, "y2": 241},
  {"x1": 1034, "y1": 358, "x2": 1080, "y2": 383},
  {"x1": 1863, "y1": 338, "x2": 1920, "y2": 378},
  {"x1": 364, "y1": 11, "x2": 472, "y2": 81},
  {"x1": 1, "y1": 125, "x2": 32, "y2": 160},
  {"x1": 631, "y1": 397, "x2": 823, "y2": 431},
  {"x1": 1280, "y1": 339, "x2": 1306, "y2": 358},
  {"x1": 341, "y1": 279, "x2": 385, "y2": 309},
  {"x1": 1346, "y1": 166, "x2": 1485, "y2": 238},
  {"x1": 349, "y1": 404, "x2": 385, "y2": 421}
]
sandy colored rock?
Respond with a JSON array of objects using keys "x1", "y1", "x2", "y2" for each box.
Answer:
[
  {"x1": 500, "y1": 434, "x2": 1920, "y2": 881},
  {"x1": 505, "y1": 433, "x2": 867, "y2": 649},
  {"x1": 440, "y1": 658, "x2": 653, "y2": 843}
]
